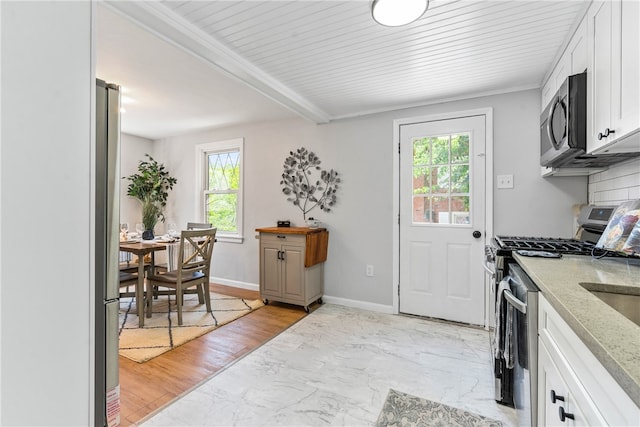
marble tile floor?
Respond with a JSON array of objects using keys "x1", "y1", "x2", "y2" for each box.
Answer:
[{"x1": 140, "y1": 304, "x2": 518, "y2": 426}]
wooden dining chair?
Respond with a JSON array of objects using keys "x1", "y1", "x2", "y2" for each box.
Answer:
[
  {"x1": 146, "y1": 228, "x2": 217, "y2": 325},
  {"x1": 119, "y1": 271, "x2": 139, "y2": 298},
  {"x1": 119, "y1": 250, "x2": 153, "y2": 276},
  {"x1": 187, "y1": 222, "x2": 212, "y2": 230}
]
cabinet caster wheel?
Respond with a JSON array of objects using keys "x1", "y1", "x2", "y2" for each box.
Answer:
[
  {"x1": 317, "y1": 298, "x2": 323, "y2": 305},
  {"x1": 304, "y1": 306, "x2": 310, "y2": 313},
  {"x1": 263, "y1": 299, "x2": 269, "y2": 305}
]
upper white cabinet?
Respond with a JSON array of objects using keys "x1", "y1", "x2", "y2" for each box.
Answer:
[
  {"x1": 541, "y1": 20, "x2": 587, "y2": 111},
  {"x1": 587, "y1": 0, "x2": 640, "y2": 154}
]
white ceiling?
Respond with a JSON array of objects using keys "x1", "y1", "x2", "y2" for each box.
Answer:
[{"x1": 97, "y1": 0, "x2": 589, "y2": 140}]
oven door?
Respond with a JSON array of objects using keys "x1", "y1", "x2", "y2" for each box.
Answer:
[
  {"x1": 504, "y1": 264, "x2": 539, "y2": 427},
  {"x1": 485, "y1": 249, "x2": 514, "y2": 406}
]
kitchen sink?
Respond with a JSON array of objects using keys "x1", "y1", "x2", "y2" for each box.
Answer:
[{"x1": 580, "y1": 283, "x2": 640, "y2": 327}]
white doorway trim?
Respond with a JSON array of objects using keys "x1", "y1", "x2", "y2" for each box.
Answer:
[{"x1": 392, "y1": 108, "x2": 494, "y2": 326}]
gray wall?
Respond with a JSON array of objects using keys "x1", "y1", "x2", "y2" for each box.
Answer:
[
  {"x1": 153, "y1": 89, "x2": 587, "y2": 309},
  {"x1": 1, "y1": 2, "x2": 92, "y2": 424},
  {"x1": 120, "y1": 133, "x2": 154, "y2": 229}
]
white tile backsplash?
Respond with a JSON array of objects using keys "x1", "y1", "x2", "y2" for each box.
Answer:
[{"x1": 589, "y1": 157, "x2": 640, "y2": 205}]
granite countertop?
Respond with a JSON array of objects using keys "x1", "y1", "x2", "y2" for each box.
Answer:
[{"x1": 514, "y1": 253, "x2": 640, "y2": 407}]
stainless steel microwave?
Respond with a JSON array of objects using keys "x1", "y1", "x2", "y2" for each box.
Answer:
[{"x1": 540, "y1": 72, "x2": 587, "y2": 168}]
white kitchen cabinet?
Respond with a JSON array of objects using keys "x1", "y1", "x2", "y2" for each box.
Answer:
[
  {"x1": 538, "y1": 340, "x2": 591, "y2": 426},
  {"x1": 257, "y1": 227, "x2": 327, "y2": 312},
  {"x1": 587, "y1": 0, "x2": 640, "y2": 154},
  {"x1": 540, "y1": 20, "x2": 587, "y2": 112},
  {"x1": 538, "y1": 295, "x2": 640, "y2": 426}
]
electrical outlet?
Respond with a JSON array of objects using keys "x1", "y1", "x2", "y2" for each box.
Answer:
[
  {"x1": 366, "y1": 265, "x2": 374, "y2": 277},
  {"x1": 497, "y1": 174, "x2": 514, "y2": 189}
]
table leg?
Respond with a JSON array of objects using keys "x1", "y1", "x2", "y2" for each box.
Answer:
[
  {"x1": 147, "y1": 252, "x2": 156, "y2": 318},
  {"x1": 136, "y1": 257, "x2": 145, "y2": 327}
]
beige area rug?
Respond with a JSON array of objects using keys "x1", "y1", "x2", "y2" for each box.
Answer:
[
  {"x1": 119, "y1": 292, "x2": 263, "y2": 363},
  {"x1": 376, "y1": 389, "x2": 503, "y2": 427}
]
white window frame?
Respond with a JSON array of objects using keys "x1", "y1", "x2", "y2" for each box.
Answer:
[{"x1": 195, "y1": 138, "x2": 244, "y2": 244}]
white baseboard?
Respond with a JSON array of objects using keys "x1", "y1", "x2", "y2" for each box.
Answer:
[
  {"x1": 210, "y1": 276, "x2": 259, "y2": 292},
  {"x1": 210, "y1": 279, "x2": 394, "y2": 314},
  {"x1": 321, "y1": 295, "x2": 394, "y2": 314}
]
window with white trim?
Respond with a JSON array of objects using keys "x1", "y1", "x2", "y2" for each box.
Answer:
[{"x1": 195, "y1": 139, "x2": 243, "y2": 243}]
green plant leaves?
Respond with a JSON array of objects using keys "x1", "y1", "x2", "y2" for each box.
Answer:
[{"x1": 123, "y1": 154, "x2": 177, "y2": 229}]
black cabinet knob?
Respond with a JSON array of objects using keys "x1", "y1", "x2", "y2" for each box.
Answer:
[
  {"x1": 598, "y1": 128, "x2": 616, "y2": 140},
  {"x1": 559, "y1": 406, "x2": 575, "y2": 422},
  {"x1": 472, "y1": 230, "x2": 482, "y2": 239},
  {"x1": 550, "y1": 390, "x2": 565, "y2": 404}
]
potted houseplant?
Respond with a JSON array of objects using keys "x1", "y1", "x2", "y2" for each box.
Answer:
[{"x1": 124, "y1": 154, "x2": 177, "y2": 240}]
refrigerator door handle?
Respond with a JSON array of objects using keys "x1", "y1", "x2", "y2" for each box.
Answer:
[{"x1": 105, "y1": 84, "x2": 121, "y2": 301}]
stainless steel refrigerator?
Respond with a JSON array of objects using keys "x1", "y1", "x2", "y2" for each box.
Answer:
[{"x1": 95, "y1": 79, "x2": 121, "y2": 427}]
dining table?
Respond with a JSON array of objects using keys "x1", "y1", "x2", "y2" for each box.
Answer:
[{"x1": 119, "y1": 240, "x2": 172, "y2": 327}]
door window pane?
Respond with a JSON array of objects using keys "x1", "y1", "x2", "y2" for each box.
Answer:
[
  {"x1": 433, "y1": 165, "x2": 450, "y2": 193},
  {"x1": 451, "y1": 196, "x2": 470, "y2": 224},
  {"x1": 412, "y1": 167, "x2": 430, "y2": 195},
  {"x1": 451, "y1": 165, "x2": 469, "y2": 193},
  {"x1": 411, "y1": 133, "x2": 470, "y2": 225},
  {"x1": 412, "y1": 196, "x2": 431, "y2": 223}
]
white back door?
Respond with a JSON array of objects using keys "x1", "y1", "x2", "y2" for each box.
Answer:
[{"x1": 399, "y1": 115, "x2": 486, "y2": 325}]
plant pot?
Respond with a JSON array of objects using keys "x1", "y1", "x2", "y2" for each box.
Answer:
[{"x1": 142, "y1": 229, "x2": 155, "y2": 240}]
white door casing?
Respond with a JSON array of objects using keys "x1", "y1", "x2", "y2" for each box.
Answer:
[{"x1": 395, "y1": 112, "x2": 491, "y2": 325}]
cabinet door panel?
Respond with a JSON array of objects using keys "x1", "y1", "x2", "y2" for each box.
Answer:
[
  {"x1": 539, "y1": 341, "x2": 591, "y2": 427},
  {"x1": 282, "y1": 245, "x2": 304, "y2": 300},
  {"x1": 539, "y1": 341, "x2": 570, "y2": 426},
  {"x1": 611, "y1": 0, "x2": 640, "y2": 137},
  {"x1": 569, "y1": 21, "x2": 587, "y2": 74},
  {"x1": 589, "y1": 1, "x2": 613, "y2": 147},
  {"x1": 261, "y1": 245, "x2": 281, "y2": 296}
]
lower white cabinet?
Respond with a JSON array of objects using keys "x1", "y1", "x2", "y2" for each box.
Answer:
[
  {"x1": 538, "y1": 295, "x2": 640, "y2": 426},
  {"x1": 538, "y1": 339, "x2": 594, "y2": 426}
]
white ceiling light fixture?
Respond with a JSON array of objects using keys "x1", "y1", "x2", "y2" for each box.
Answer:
[{"x1": 371, "y1": 0, "x2": 429, "y2": 27}]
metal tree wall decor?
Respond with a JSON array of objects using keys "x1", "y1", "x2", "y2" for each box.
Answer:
[{"x1": 281, "y1": 147, "x2": 340, "y2": 220}]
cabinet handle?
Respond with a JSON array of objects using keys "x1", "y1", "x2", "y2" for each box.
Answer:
[
  {"x1": 277, "y1": 235, "x2": 286, "y2": 239},
  {"x1": 281, "y1": 251, "x2": 285, "y2": 261},
  {"x1": 277, "y1": 250, "x2": 282, "y2": 260},
  {"x1": 559, "y1": 406, "x2": 575, "y2": 422},
  {"x1": 550, "y1": 390, "x2": 565, "y2": 404},
  {"x1": 598, "y1": 128, "x2": 616, "y2": 140}
]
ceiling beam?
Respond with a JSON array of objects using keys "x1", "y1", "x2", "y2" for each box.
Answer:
[{"x1": 104, "y1": 1, "x2": 331, "y2": 124}]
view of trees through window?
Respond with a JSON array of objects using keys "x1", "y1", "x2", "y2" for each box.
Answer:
[
  {"x1": 206, "y1": 150, "x2": 240, "y2": 232},
  {"x1": 412, "y1": 133, "x2": 471, "y2": 224}
]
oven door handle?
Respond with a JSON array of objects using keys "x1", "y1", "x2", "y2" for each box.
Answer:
[
  {"x1": 483, "y1": 260, "x2": 495, "y2": 277},
  {"x1": 503, "y1": 289, "x2": 527, "y2": 314}
]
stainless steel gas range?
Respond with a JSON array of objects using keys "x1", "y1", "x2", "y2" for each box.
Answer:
[{"x1": 483, "y1": 204, "x2": 624, "y2": 426}]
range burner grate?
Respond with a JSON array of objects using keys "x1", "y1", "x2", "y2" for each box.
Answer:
[{"x1": 494, "y1": 236, "x2": 597, "y2": 255}]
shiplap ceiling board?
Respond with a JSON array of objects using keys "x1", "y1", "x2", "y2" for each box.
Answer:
[{"x1": 101, "y1": 0, "x2": 588, "y2": 138}]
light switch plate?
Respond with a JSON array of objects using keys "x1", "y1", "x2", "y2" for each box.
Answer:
[{"x1": 497, "y1": 174, "x2": 514, "y2": 189}]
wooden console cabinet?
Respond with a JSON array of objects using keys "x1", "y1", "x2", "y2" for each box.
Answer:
[{"x1": 256, "y1": 227, "x2": 328, "y2": 312}]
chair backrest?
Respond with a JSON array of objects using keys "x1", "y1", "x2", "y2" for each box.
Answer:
[
  {"x1": 187, "y1": 222, "x2": 212, "y2": 230},
  {"x1": 176, "y1": 228, "x2": 217, "y2": 276}
]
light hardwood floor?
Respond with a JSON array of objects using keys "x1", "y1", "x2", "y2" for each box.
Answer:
[{"x1": 119, "y1": 284, "x2": 313, "y2": 426}]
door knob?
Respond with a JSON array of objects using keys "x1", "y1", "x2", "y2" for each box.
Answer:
[{"x1": 473, "y1": 231, "x2": 482, "y2": 239}]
